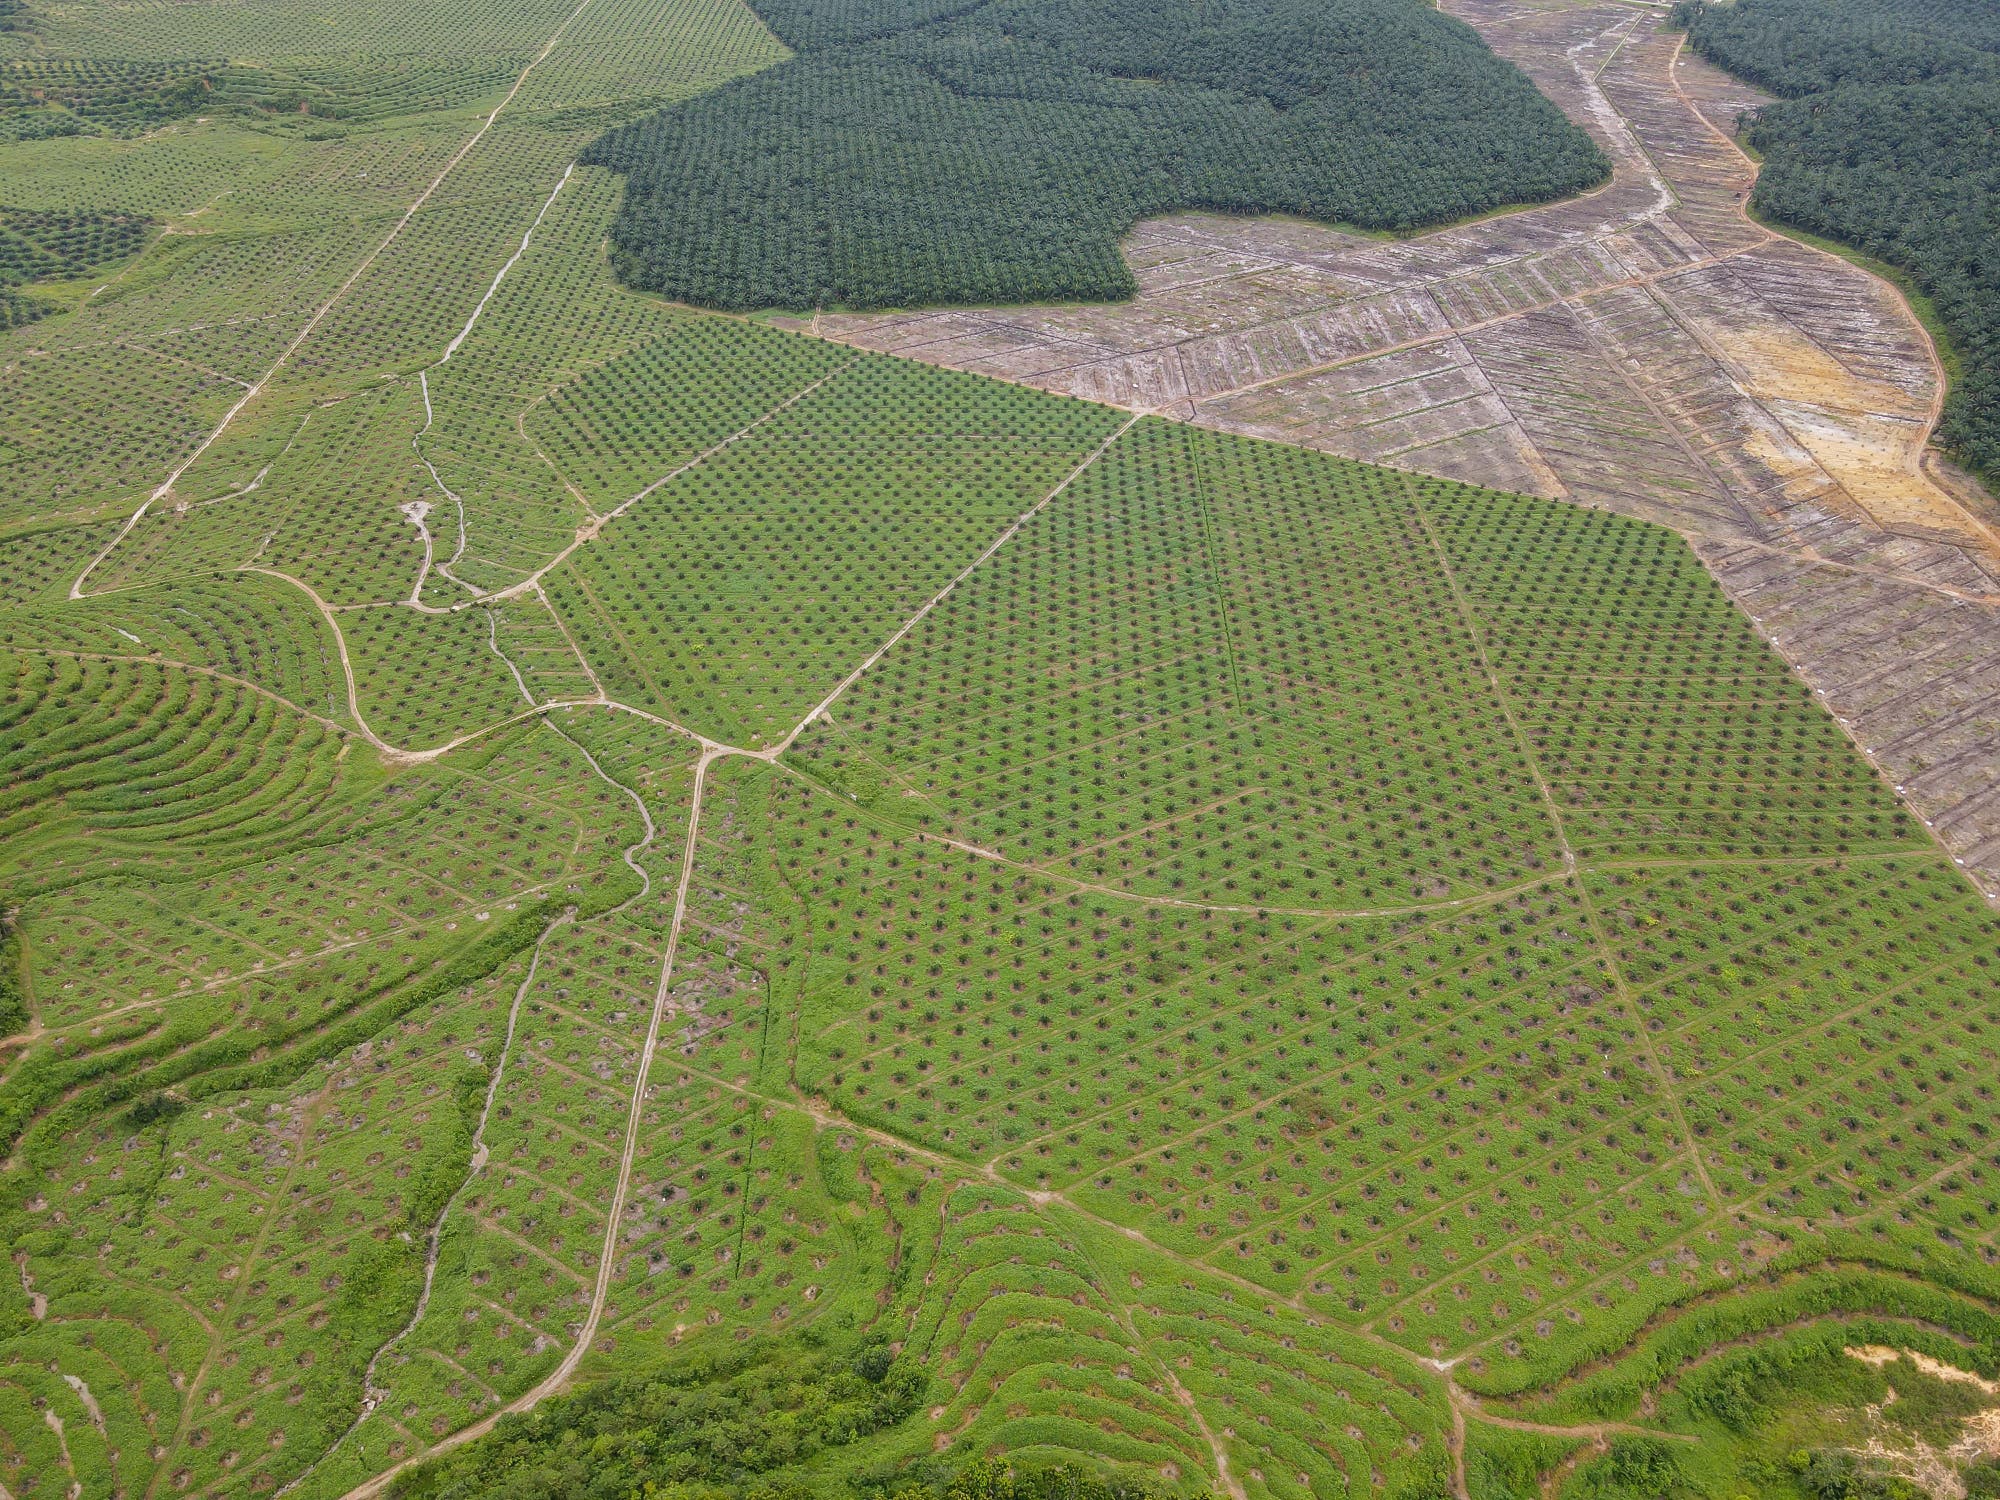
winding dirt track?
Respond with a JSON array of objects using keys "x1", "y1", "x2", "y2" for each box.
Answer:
[{"x1": 793, "y1": 0, "x2": 2000, "y2": 897}]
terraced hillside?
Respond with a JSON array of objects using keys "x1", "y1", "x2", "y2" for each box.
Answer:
[{"x1": 3, "y1": 0, "x2": 2000, "y2": 1498}]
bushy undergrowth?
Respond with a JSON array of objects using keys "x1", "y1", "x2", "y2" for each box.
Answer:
[
  {"x1": 1783, "y1": 1450, "x2": 1927, "y2": 1500},
  {"x1": 1569, "y1": 1437, "x2": 1685, "y2": 1500},
  {"x1": 0, "y1": 910, "x2": 24, "y2": 1037},
  {"x1": 0, "y1": 59, "x2": 220, "y2": 138},
  {"x1": 390, "y1": 1337, "x2": 927, "y2": 1500},
  {"x1": 1464, "y1": 1426, "x2": 1581, "y2": 1500}
]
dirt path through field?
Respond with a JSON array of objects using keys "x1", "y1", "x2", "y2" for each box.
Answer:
[
  {"x1": 70, "y1": 0, "x2": 606, "y2": 603},
  {"x1": 282, "y1": 914, "x2": 570, "y2": 1497},
  {"x1": 300, "y1": 703, "x2": 674, "y2": 1495},
  {"x1": 334, "y1": 747, "x2": 716, "y2": 1500}
]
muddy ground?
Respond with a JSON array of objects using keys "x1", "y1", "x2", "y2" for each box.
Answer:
[{"x1": 785, "y1": 0, "x2": 2000, "y2": 896}]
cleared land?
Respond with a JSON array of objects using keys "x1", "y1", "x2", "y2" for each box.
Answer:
[
  {"x1": 796, "y1": 0, "x2": 2000, "y2": 900},
  {"x1": 1675, "y1": 0, "x2": 2000, "y2": 482},
  {"x1": 2, "y1": 1, "x2": 2000, "y2": 1499}
]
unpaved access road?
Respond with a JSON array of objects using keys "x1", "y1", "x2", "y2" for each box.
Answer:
[{"x1": 791, "y1": 0, "x2": 2000, "y2": 895}]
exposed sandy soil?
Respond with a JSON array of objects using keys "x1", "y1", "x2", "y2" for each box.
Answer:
[
  {"x1": 1847, "y1": 1346, "x2": 2000, "y2": 1395},
  {"x1": 1843, "y1": 1346, "x2": 2000, "y2": 1497},
  {"x1": 787, "y1": 0, "x2": 2000, "y2": 896}
]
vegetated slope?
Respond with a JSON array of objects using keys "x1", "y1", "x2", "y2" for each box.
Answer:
[
  {"x1": 389, "y1": 1338, "x2": 927, "y2": 1499},
  {"x1": 1460, "y1": 1256, "x2": 2000, "y2": 1498},
  {"x1": 1675, "y1": 0, "x2": 2000, "y2": 483},
  {"x1": 0, "y1": 204, "x2": 147, "y2": 328},
  {"x1": 0, "y1": 0, "x2": 597, "y2": 141},
  {"x1": 0, "y1": 56, "x2": 550, "y2": 142},
  {"x1": 580, "y1": 0, "x2": 1608, "y2": 311}
]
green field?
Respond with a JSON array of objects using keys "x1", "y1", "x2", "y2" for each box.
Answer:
[{"x1": 3, "y1": 0, "x2": 2000, "y2": 1497}]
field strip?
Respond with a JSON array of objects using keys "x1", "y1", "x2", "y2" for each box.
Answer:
[
  {"x1": 1184, "y1": 434, "x2": 1250, "y2": 714},
  {"x1": 1054, "y1": 1170, "x2": 1693, "y2": 1489},
  {"x1": 236, "y1": 565, "x2": 711, "y2": 760},
  {"x1": 410, "y1": 371, "x2": 483, "y2": 607},
  {"x1": 486, "y1": 609, "x2": 535, "y2": 703},
  {"x1": 151, "y1": 1077, "x2": 341, "y2": 1499},
  {"x1": 1101, "y1": 1286, "x2": 1249, "y2": 1500},
  {"x1": 1006, "y1": 959, "x2": 1608, "y2": 1186},
  {"x1": 773, "y1": 412, "x2": 1143, "y2": 753},
  {"x1": 444, "y1": 164, "x2": 577, "y2": 366},
  {"x1": 1400, "y1": 470, "x2": 1723, "y2": 1211},
  {"x1": 519, "y1": 401, "x2": 605, "y2": 521},
  {"x1": 474, "y1": 358, "x2": 861, "y2": 610},
  {"x1": 772, "y1": 757, "x2": 1573, "y2": 920},
  {"x1": 16, "y1": 649, "x2": 347, "y2": 737},
  {"x1": 546, "y1": 720, "x2": 660, "y2": 905},
  {"x1": 296, "y1": 712, "x2": 666, "y2": 1492},
  {"x1": 1472, "y1": 1263, "x2": 2000, "y2": 1413},
  {"x1": 408, "y1": 164, "x2": 582, "y2": 607},
  {"x1": 337, "y1": 747, "x2": 721, "y2": 1500},
  {"x1": 283, "y1": 914, "x2": 572, "y2": 1496},
  {"x1": 554, "y1": 563, "x2": 686, "y2": 709},
  {"x1": 539, "y1": 583, "x2": 606, "y2": 696},
  {"x1": 1556, "y1": 29, "x2": 1988, "y2": 590},
  {"x1": 242, "y1": 567, "x2": 412, "y2": 757},
  {"x1": 69, "y1": 0, "x2": 606, "y2": 603},
  {"x1": 1445, "y1": 1377, "x2": 1695, "y2": 1447}
]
